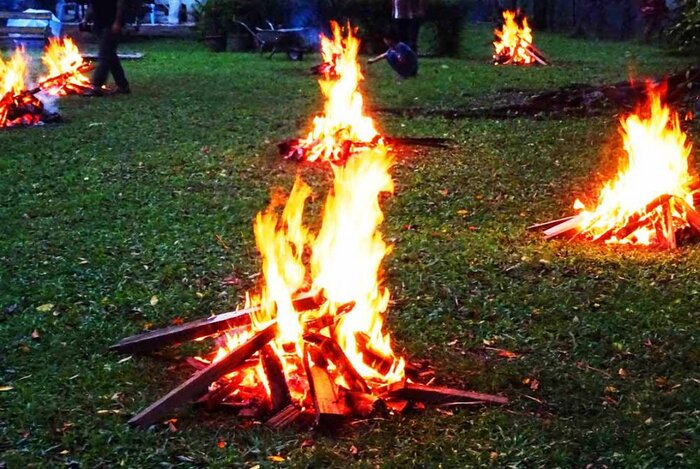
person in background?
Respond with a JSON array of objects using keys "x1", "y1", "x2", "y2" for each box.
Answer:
[
  {"x1": 368, "y1": 31, "x2": 418, "y2": 78},
  {"x1": 641, "y1": 0, "x2": 669, "y2": 41},
  {"x1": 392, "y1": 0, "x2": 424, "y2": 53},
  {"x1": 82, "y1": 0, "x2": 130, "y2": 95}
]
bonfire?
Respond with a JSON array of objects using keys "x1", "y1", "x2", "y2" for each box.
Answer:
[
  {"x1": 114, "y1": 143, "x2": 506, "y2": 429},
  {"x1": 281, "y1": 21, "x2": 382, "y2": 163},
  {"x1": 0, "y1": 47, "x2": 44, "y2": 128},
  {"x1": 531, "y1": 84, "x2": 700, "y2": 248},
  {"x1": 40, "y1": 37, "x2": 93, "y2": 96},
  {"x1": 493, "y1": 10, "x2": 547, "y2": 66}
]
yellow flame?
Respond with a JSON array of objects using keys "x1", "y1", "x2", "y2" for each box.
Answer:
[
  {"x1": 297, "y1": 21, "x2": 379, "y2": 162},
  {"x1": 40, "y1": 37, "x2": 90, "y2": 95},
  {"x1": 574, "y1": 84, "x2": 696, "y2": 244},
  {"x1": 493, "y1": 10, "x2": 535, "y2": 65}
]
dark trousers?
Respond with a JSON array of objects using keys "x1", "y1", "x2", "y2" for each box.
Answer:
[
  {"x1": 92, "y1": 28, "x2": 129, "y2": 90},
  {"x1": 395, "y1": 18, "x2": 421, "y2": 53}
]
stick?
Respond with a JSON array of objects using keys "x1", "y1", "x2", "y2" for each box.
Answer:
[
  {"x1": 610, "y1": 194, "x2": 672, "y2": 242},
  {"x1": 111, "y1": 292, "x2": 316, "y2": 355},
  {"x1": 307, "y1": 365, "x2": 350, "y2": 423},
  {"x1": 128, "y1": 323, "x2": 277, "y2": 428},
  {"x1": 388, "y1": 383, "x2": 508, "y2": 405}
]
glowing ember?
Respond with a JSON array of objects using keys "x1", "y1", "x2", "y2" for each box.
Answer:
[
  {"x1": 286, "y1": 21, "x2": 381, "y2": 163},
  {"x1": 0, "y1": 47, "x2": 43, "y2": 128},
  {"x1": 549, "y1": 84, "x2": 698, "y2": 246},
  {"x1": 493, "y1": 10, "x2": 537, "y2": 65},
  {"x1": 40, "y1": 37, "x2": 92, "y2": 96},
  {"x1": 204, "y1": 144, "x2": 404, "y2": 408}
]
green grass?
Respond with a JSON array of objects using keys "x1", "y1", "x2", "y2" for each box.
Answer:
[{"x1": 1, "y1": 25, "x2": 699, "y2": 467}]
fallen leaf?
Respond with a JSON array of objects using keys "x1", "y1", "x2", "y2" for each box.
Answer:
[
  {"x1": 605, "y1": 385, "x2": 619, "y2": 393},
  {"x1": 31, "y1": 329, "x2": 40, "y2": 340},
  {"x1": 267, "y1": 455, "x2": 285, "y2": 462},
  {"x1": 349, "y1": 445, "x2": 359, "y2": 456},
  {"x1": 490, "y1": 451, "x2": 499, "y2": 460},
  {"x1": 457, "y1": 209, "x2": 469, "y2": 217},
  {"x1": 497, "y1": 349, "x2": 518, "y2": 359},
  {"x1": 439, "y1": 189, "x2": 449, "y2": 197},
  {"x1": 0, "y1": 386, "x2": 13, "y2": 392},
  {"x1": 618, "y1": 368, "x2": 627, "y2": 378},
  {"x1": 529, "y1": 379, "x2": 540, "y2": 391},
  {"x1": 171, "y1": 317, "x2": 184, "y2": 326},
  {"x1": 36, "y1": 303, "x2": 54, "y2": 312},
  {"x1": 150, "y1": 295, "x2": 159, "y2": 306},
  {"x1": 301, "y1": 439, "x2": 314, "y2": 449},
  {"x1": 217, "y1": 440, "x2": 226, "y2": 449}
]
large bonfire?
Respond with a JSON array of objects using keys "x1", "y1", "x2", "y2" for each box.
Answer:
[
  {"x1": 201, "y1": 144, "x2": 404, "y2": 415},
  {"x1": 537, "y1": 84, "x2": 700, "y2": 247},
  {"x1": 282, "y1": 21, "x2": 381, "y2": 163}
]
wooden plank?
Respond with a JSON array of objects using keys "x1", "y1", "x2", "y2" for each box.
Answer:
[
  {"x1": 307, "y1": 365, "x2": 350, "y2": 423},
  {"x1": 128, "y1": 323, "x2": 277, "y2": 428},
  {"x1": 111, "y1": 292, "x2": 316, "y2": 355},
  {"x1": 304, "y1": 333, "x2": 370, "y2": 394},
  {"x1": 663, "y1": 200, "x2": 677, "y2": 249},
  {"x1": 266, "y1": 404, "x2": 304, "y2": 429},
  {"x1": 527, "y1": 215, "x2": 576, "y2": 232},
  {"x1": 543, "y1": 213, "x2": 584, "y2": 239},
  {"x1": 674, "y1": 197, "x2": 700, "y2": 233},
  {"x1": 0, "y1": 11, "x2": 53, "y2": 20},
  {"x1": 388, "y1": 383, "x2": 508, "y2": 406},
  {"x1": 260, "y1": 345, "x2": 291, "y2": 413},
  {"x1": 345, "y1": 391, "x2": 384, "y2": 418}
]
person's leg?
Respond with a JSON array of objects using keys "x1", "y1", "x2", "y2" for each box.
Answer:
[
  {"x1": 107, "y1": 32, "x2": 129, "y2": 92},
  {"x1": 91, "y1": 29, "x2": 111, "y2": 89},
  {"x1": 396, "y1": 18, "x2": 410, "y2": 45},
  {"x1": 409, "y1": 19, "x2": 421, "y2": 53}
]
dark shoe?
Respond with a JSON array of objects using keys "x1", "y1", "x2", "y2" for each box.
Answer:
[
  {"x1": 82, "y1": 86, "x2": 104, "y2": 97},
  {"x1": 117, "y1": 86, "x2": 131, "y2": 95}
]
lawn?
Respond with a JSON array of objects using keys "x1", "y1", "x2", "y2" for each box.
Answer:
[{"x1": 1, "y1": 25, "x2": 699, "y2": 467}]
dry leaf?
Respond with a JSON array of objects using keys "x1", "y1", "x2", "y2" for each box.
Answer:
[
  {"x1": 0, "y1": 386, "x2": 13, "y2": 392},
  {"x1": 150, "y1": 295, "x2": 159, "y2": 306},
  {"x1": 497, "y1": 349, "x2": 518, "y2": 359},
  {"x1": 530, "y1": 379, "x2": 540, "y2": 391},
  {"x1": 267, "y1": 455, "x2": 285, "y2": 462},
  {"x1": 31, "y1": 329, "x2": 40, "y2": 340},
  {"x1": 217, "y1": 440, "x2": 226, "y2": 449},
  {"x1": 36, "y1": 303, "x2": 54, "y2": 312}
]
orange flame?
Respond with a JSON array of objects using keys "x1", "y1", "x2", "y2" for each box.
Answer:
[
  {"x1": 493, "y1": 10, "x2": 535, "y2": 65},
  {"x1": 294, "y1": 21, "x2": 380, "y2": 163},
  {"x1": 40, "y1": 37, "x2": 91, "y2": 96},
  {"x1": 572, "y1": 84, "x2": 696, "y2": 244},
  {"x1": 0, "y1": 47, "x2": 41, "y2": 128}
]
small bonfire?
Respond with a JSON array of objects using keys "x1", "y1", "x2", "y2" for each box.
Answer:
[
  {"x1": 0, "y1": 47, "x2": 46, "y2": 128},
  {"x1": 40, "y1": 37, "x2": 93, "y2": 96},
  {"x1": 493, "y1": 10, "x2": 548, "y2": 66},
  {"x1": 114, "y1": 146, "x2": 507, "y2": 429},
  {"x1": 531, "y1": 84, "x2": 700, "y2": 248},
  {"x1": 280, "y1": 21, "x2": 382, "y2": 164}
]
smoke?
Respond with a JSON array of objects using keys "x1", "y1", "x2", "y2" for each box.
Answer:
[
  {"x1": 287, "y1": 0, "x2": 322, "y2": 48},
  {"x1": 37, "y1": 91, "x2": 58, "y2": 114}
]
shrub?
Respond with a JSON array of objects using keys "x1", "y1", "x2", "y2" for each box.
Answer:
[{"x1": 666, "y1": 0, "x2": 700, "y2": 53}]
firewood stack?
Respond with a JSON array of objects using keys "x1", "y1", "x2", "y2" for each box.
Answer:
[{"x1": 112, "y1": 294, "x2": 508, "y2": 429}]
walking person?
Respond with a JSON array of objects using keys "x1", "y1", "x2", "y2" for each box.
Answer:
[
  {"x1": 392, "y1": 0, "x2": 425, "y2": 53},
  {"x1": 641, "y1": 0, "x2": 669, "y2": 41},
  {"x1": 83, "y1": 0, "x2": 130, "y2": 95}
]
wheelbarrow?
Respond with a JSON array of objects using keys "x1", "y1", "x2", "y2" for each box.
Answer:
[{"x1": 235, "y1": 20, "x2": 314, "y2": 61}]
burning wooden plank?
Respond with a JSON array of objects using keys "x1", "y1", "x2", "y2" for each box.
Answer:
[
  {"x1": 128, "y1": 323, "x2": 277, "y2": 428},
  {"x1": 110, "y1": 292, "x2": 316, "y2": 355},
  {"x1": 388, "y1": 383, "x2": 508, "y2": 406},
  {"x1": 260, "y1": 344, "x2": 292, "y2": 413}
]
